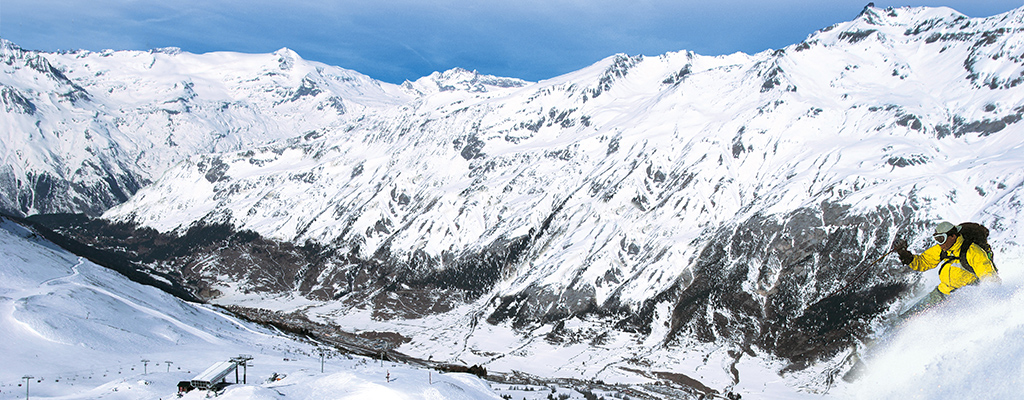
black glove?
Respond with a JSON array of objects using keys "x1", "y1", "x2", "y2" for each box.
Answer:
[
  {"x1": 891, "y1": 238, "x2": 908, "y2": 252},
  {"x1": 890, "y1": 238, "x2": 913, "y2": 265},
  {"x1": 896, "y1": 249, "x2": 914, "y2": 265}
]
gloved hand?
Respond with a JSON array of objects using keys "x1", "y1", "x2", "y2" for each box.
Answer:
[
  {"x1": 891, "y1": 238, "x2": 913, "y2": 265},
  {"x1": 891, "y1": 238, "x2": 908, "y2": 252}
]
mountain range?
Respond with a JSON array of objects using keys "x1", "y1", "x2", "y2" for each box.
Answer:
[{"x1": 4, "y1": 4, "x2": 1024, "y2": 397}]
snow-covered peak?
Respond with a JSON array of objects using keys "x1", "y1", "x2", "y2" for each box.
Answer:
[
  {"x1": 0, "y1": 37, "x2": 26, "y2": 59},
  {"x1": 806, "y1": 4, "x2": 1024, "y2": 49},
  {"x1": 0, "y1": 42, "x2": 414, "y2": 216},
  {"x1": 856, "y1": 4, "x2": 965, "y2": 26},
  {"x1": 402, "y1": 67, "x2": 529, "y2": 95},
  {"x1": 273, "y1": 47, "x2": 302, "y2": 70},
  {"x1": 149, "y1": 46, "x2": 183, "y2": 55}
]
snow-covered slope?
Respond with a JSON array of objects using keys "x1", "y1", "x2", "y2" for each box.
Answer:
[
  {"x1": 0, "y1": 215, "x2": 509, "y2": 399},
  {"x1": 107, "y1": 4, "x2": 1024, "y2": 272},
  {"x1": 837, "y1": 264, "x2": 1024, "y2": 399},
  {"x1": 100, "y1": 2, "x2": 1024, "y2": 362},
  {"x1": 0, "y1": 39, "x2": 415, "y2": 216}
]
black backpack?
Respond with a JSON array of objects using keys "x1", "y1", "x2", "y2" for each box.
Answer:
[{"x1": 939, "y1": 222, "x2": 996, "y2": 275}]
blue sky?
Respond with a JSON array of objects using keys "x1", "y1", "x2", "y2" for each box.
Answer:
[{"x1": 1, "y1": 1, "x2": 1021, "y2": 83}]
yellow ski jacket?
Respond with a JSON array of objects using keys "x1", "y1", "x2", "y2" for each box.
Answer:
[{"x1": 908, "y1": 236, "x2": 999, "y2": 295}]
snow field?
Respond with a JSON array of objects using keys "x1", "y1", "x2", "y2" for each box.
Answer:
[
  {"x1": 0, "y1": 218, "x2": 507, "y2": 400},
  {"x1": 837, "y1": 253, "x2": 1024, "y2": 399}
]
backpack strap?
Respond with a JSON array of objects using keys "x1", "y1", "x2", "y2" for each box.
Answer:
[
  {"x1": 939, "y1": 247, "x2": 976, "y2": 277},
  {"x1": 958, "y1": 242, "x2": 977, "y2": 275},
  {"x1": 940, "y1": 241, "x2": 998, "y2": 277}
]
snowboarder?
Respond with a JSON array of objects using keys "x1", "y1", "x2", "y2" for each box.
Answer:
[{"x1": 893, "y1": 221, "x2": 1000, "y2": 317}]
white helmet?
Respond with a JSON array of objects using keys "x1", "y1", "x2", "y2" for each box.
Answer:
[{"x1": 934, "y1": 221, "x2": 956, "y2": 234}]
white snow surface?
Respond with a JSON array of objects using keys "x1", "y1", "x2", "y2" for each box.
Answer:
[
  {"x1": 834, "y1": 250, "x2": 1024, "y2": 399},
  {"x1": 0, "y1": 217, "x2": 505, "y2": 400}
]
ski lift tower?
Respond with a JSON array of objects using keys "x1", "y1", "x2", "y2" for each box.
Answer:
[
  {"x1": 22, "y1": 376, "x2": 33, "y2": 400},
  {"x1": 317, "y1": 347, "x2": 328, "y2": 373},
  {"x1": 231, "y1": 355, "x2": 254, "y2": 384}
]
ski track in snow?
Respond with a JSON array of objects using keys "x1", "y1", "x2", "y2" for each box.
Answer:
[
  {"x1": 9, "y1": 256, "x2": 223, "y2": 345},
  {"x1": 37, "y1": 256, "x2": 84, "y2": 287},
  {"x1": 75, "y1": 277, "x2": 225, "y2": 345}
]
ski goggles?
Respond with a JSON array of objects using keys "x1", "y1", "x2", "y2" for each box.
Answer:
[{"x1": 933, "y1": 233, "x2": 948, "y2": 243}]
